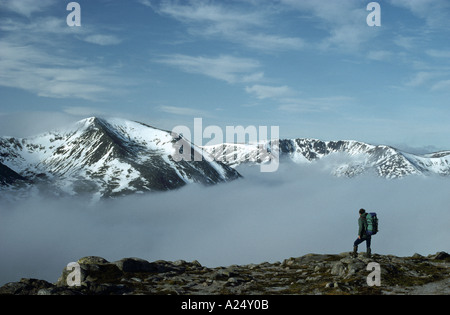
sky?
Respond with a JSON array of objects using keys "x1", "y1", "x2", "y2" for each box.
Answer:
[{"x1": 1, "y1": 0, "x2": 450, "y2": 151}]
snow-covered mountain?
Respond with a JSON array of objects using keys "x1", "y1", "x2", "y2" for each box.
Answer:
[
  {"x1": 202, "y1": 138, "x2": 450, "y2": 178},
  {"x1": 0, "y1": 117, "x2": 240, "y2": 199},
  {"x1": 2, "y1": 117, "x2": 449, "y2": 200}
]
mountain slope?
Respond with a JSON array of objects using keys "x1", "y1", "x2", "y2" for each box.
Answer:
[
  {"x1": 202, "y1": 138, "x2": 450, "y2": 178},
  {"x1": 0, "y1": 162, "x2": 27, "y2": 186},
  {"x1": 0, "y1": 117, "x2": 241, "y2": 199}
]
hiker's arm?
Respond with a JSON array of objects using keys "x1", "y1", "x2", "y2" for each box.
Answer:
[{"x1": 357, "y1": 218, "x2": 363, "y2": 237}]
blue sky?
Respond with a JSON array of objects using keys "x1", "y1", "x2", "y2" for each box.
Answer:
[{"x1": 1, "y1": 0, "x2": 450, "y2": 152}]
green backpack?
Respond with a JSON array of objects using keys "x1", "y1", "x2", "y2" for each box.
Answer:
[{"x1": 365, "y1": 212, "x2": 378, "y2": 236}]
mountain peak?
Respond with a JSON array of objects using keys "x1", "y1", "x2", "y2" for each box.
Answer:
[{"x1": 0, "y1": 117, "x2": 241, "y2": 199}]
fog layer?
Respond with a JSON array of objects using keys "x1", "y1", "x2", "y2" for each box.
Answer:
[{"x1": 1, "y1": 161, "x2": 449, "y2": 285}]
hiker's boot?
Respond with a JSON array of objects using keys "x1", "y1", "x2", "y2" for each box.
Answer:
[
  {"x1": 351, "y1": 246, "x2": 358, "y2": 258},
  {"x1": 366, "y1": 248, "x2": 372, "y2": 258}
]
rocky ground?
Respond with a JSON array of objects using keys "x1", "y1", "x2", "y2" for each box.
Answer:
[{"x1": 1, "y1": 251, "x2": 448, "y2": 295}]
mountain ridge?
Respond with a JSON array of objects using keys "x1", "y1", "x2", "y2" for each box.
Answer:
[
  {"x1": 202, "y1": 138, "x2": 450, "y2": 178},
  {"x1": 1, "y1": 117, "x2": 450, "y2": 199}
]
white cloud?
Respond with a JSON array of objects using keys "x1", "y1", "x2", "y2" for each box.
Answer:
[
  {"x1": 155, "y1": 54, "x2": 263, "y2": 84},
  {"x1": 0, "y1": 41, "x2": 122, "y2": 101},
  {"x1": 431, "y1": 79, "x2": 450, "y2": 91},
  {"x1": 367, "y1": 50, "x2": 393, "y2": 61},
  {"x1": 389, "y1": 0, "x2": 450, "y2": 28},
  {"x1": 278, "y1": 96, "x2": 355, "y2": 113},
  {"x1": 0, "y1": 15, "x2": 123, "y2": 47},
  {"x1": 240, "y1": 33, "x2": 305, "y2": 51},
  {"x1": 404, "y1": 71, "x2": 450, "y2": 92},
  {"x1": 137, "y1": 0, "x2": 154, "y2": 9},
  {"x1": 245, "y1": 84, "x2": 293, "y2": 100},
  {"x1": 0, "y1": 16, "x2": 78, "y2": 39},
  {"x1": 279, "y1": 0, "x2": 379, "y2": 52},
  {"x1": 82, "y1": 34, "x2": 123, "y2": 46},
  {"x1": 0, "y1": 0, "x2": 56, "y2": 17},
  {"x1": 393, "y1": 36, "x2": 415, "y2": 50},
  {"x1": 426, "y1": 49, "x2": 450, "y2": 59},
  {"x1": 151, "y1": 0, "x2": 305, "y2": 52},
  {"x1": 156, "y1": 0, "x2": 264, "y2": 30},
  {"x1": 158, "y1": 105, "x2": 209, "y2": 117},
  {"x1": 241, "y1": 72, "x2": 265, "y2": 83},
  {"x1": 0, "y1": 7, "x2": 126, "y2": 100},
  {"x1": 405, "y1": 71, "x2": 438, "y2": 87}
]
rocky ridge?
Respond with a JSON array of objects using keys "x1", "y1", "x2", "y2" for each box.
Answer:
[{"x1": 1, "y1": 252, "x2": 448, "y2": 295}]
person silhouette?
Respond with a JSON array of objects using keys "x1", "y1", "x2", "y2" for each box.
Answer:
[{"x1": 352, "y1": 208, "x2": 371, "y2": 258}]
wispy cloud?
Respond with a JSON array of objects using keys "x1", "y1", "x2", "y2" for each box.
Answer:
[
  {"x1": 0, "y1": 4, "x2": 126, "y2": 101},
  {"x1": 278, "y1": 96, "x2": 355, "y2": 113},
  {"x1": 155, "y1": 54, "x2": 263, "y2": 84},
  {"x1": 0, "y1": 40, "x2": 123, "y2": 101},
  {"x1": 149, "y1": 0, "x2": 305, "y2": 52},
  {"x1": 389, "y1": 0, "x2": 450, "y2": 29},
  {"x1": 393, "y1": 35, "x2": 416, "y2": 50},
  {"x1": 137, "y1": 0, "x2": 155, "y2": 9},
  {"x1": 426, "y1": 49, "x2": 450, "y2": 59},
  {"x1": 280, "y1": 0, "x2": 378, "y2": 52},
  {"x1": 367, "y1": 50, "x2": 393, "y2": 61},
  {"x1": 431, "y1": 80, "x2": 450, "y2": 91},
  {"x1": 0, "y1": 15, "x2": 123, "y2": 46},
  {"x1": 158, "y1": 105, "x2": 209, "y2": 117},
  {"x1": 245, "y1": 84, "x2": 293, "y2": 100},
  {"x1": 0, "y1": 0, "x2": 56, "y2": 17},
  {"x1": 404, "y1": 71, "x2": 439, "y2": 87},
  {"x1": 82, "y1": 34, "x2": 123, "y2": 46}
]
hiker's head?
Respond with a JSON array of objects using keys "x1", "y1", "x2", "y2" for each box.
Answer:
[{"x1": 359, "y1": 208, "x2": 366, "y2": 215}]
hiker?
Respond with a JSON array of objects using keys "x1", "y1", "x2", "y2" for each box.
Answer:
[{"x1": 352, "y1": 208, "x2": 371, "y2": 258}]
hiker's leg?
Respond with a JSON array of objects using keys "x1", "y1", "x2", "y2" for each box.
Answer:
[
  {"x1": 366, "y1": 236, "x2": 372, "y2": 257},
  {"x1": 351, "y1": 244, "x2": 358, "y2": 257},
  {"x1": 354, "y1": 238, "x2": 364, "y2": 247},
  {"x1": 352, "y1": 238, "x2": 363, "y2": 257}
]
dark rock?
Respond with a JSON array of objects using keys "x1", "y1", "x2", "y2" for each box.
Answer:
[
  {"x1": 431, "y1": 252, "x2": 449, "y2": 260},
  {"x1": 0, "y1": 278, "x2": 54, "y2": 295},
  {"x1": 78, "y1": 256, "x2": 109, "y2": 264},
  {"x1": 114, "y1": 257, "x2": 157, "y2": 273}
]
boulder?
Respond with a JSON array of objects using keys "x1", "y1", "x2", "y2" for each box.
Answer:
[
  {"x1": 114, "y1": 257, "x2": 157, "y2": 273},
  {"x1": 56, "y1": 256, "x2": 122, "y2": 287},
  {"x1": 330, "y1": 262, "x2": 347, "y2": 277},
  {"x1": 431, "y1": 252, "x2": 449, "y2": 260}
]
